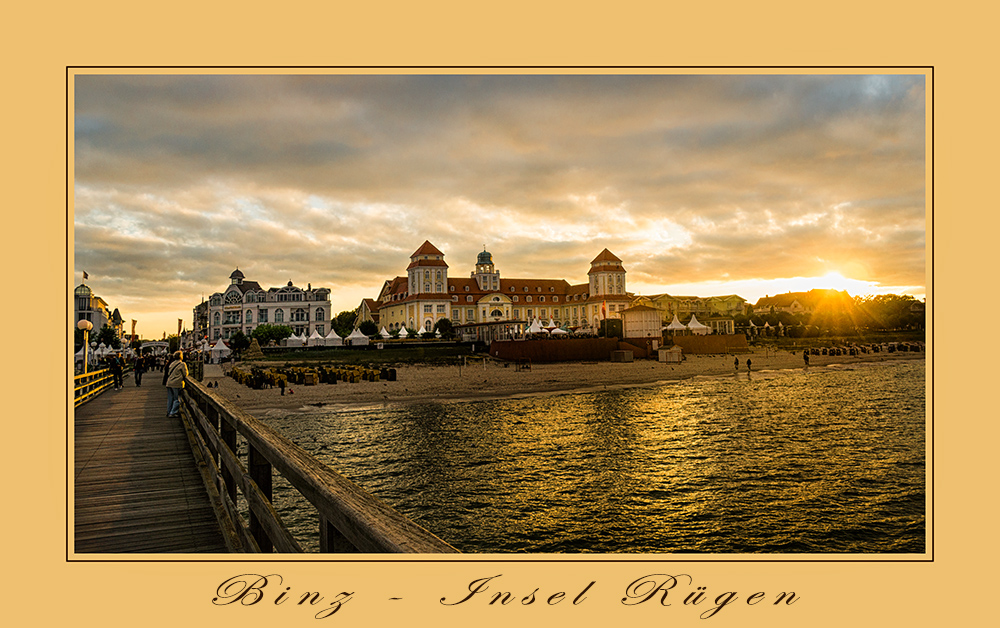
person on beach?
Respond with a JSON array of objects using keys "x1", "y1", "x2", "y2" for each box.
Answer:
[
  {"x1": 803, "y1": 351, "x2": 809, "y2": 366},
  {"x1": 734, "y1": 356, "x2": 739, "y2": 371},
  {"x1": 164, "y1": 351, "x2": 188, "y2": 418},
  {"x1": 746, "y1": 358, "x2": 752, "y2": 371}
]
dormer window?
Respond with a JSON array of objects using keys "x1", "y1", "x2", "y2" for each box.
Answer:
[{"x1": 465, "y1": 286, "x2": 470, "y2": 292}]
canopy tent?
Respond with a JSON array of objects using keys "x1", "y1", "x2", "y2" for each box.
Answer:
[
  {"x1": 284, "y1": 334, "x2": 305, "y2": 347},
  {"x1": 397, "y1": 327, "x2": 409, "y2": 338},
  {"x1": 209, "y1": 340, "x2": 232, "y2": 363},
  {"x1": 665, "y1": 314, "x2": 687, "y2": 333},
  {"x1": 551, "y1": 327, "x2": 569, "y2": 336},
  {"x1": 544, "y1": 317, "x2": 558, "y2": 330},
  {"x1": 526, "y1": 319, "x2": 548, "y2": 334},
  {"x1": 687, "y1": 314, "x2": 710, "y2": 336},
  {"x1": 379, "y1": 327, "x2": 391, "y2": 339},
  {"x1": 346, "y1": 328, "x2": 370, "y2": 346},
  {"x1": 307, "y1": 329, "x2": 326, "y2": 346},
  {"x1": 324, "y1": 329, "x2": 344, "y2": 346}
]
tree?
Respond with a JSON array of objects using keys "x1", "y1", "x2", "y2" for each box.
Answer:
[
  {"x1": 331, "y1": 310, "x2": 357, "y2": 338},
  {"x1": 358, "y1": 320, "x2": 378, "y2": 337},
  {"x1": 95, "y1": 324, "x2": 121, "y2": 349},
  {"x1": 433, "y1": 318, "x2": 455, "y2": 339},
  {"x1": 229, "y1": 331, "x2": 250, "y2": 354},
  {"x1": 251, "y1": 324, "x2": 293, "y2": 346}
]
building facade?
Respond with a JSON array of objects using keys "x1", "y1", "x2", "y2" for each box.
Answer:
[
  {"x1": 206, "y1": 269, "x2": 332, "y2": 341},
  {"x1": 370, "y1": 241, "x2": 633, "y2": 337},
  {"x1": 73, "y1": 282, "x2": 123, "y2": 340}
]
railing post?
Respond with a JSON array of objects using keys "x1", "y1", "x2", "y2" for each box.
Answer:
[
  {"x1": 248, "y1": 444, "x2": 273, "y2": 552},
  {"x1": 218, "y1": 410, "x2": 237, "y2": 503},
  {"x1": 319, "y1": 516, "x2": 358, "y2": 553}
]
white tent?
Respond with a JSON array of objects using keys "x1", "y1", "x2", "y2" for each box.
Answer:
[
  {"x1": 398, "y1": 327, "x2": 409, "y2": 338},
  {"x1": 665, "y1": 314, "x2": 687, "y2": 333},
  {"x1": 379, "y1": 327, "x2": 391, "y2": 339},
  {"x1": 526, "y1": 319, "x2": 547, "y2": 334},
  {"x1": 324, "y1": 329, "x2": 344, "y2": 346},
  {"x1": 545, "y1": 317, "x2": 558, "y2": 330},
  {"x1": 346, "y1": 328, "x2": 370, "y2": 346},
  {"x1": 307, "y1": 329, "x2": 326, "y2": 346},
  {"x1": 285, "y1": 334, "x2": 304, "y2": 347},
  {"x1": 687, "y1": 314, "x2": 710, "y2": 336},
  {"x1": 210, "y1": 340, "x2": 232, "y2": 362},
  {"x1": 551, "y1": 327, "x2": 569, "y2": 336}
]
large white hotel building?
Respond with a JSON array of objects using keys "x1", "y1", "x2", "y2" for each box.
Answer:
[{"x1": 365, "y1": 241, "x2": 633, "y2": 341}]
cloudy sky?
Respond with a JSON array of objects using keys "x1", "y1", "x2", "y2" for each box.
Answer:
[{"x1": 74, "y1": 73, "x2": 926, "y2": 338}]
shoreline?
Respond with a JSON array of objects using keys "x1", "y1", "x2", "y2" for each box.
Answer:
[{"x1": 207, "y1": 349, "x2": 926, "y2": 415}]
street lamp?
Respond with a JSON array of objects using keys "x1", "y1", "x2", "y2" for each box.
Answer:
[{"x1": 77, "y1": 319, "x2": 94, "y2": 374}]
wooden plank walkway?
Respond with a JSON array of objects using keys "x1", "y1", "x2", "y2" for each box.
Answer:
[{"x1": 74, "y1": 372, "x2": 229, "y2": 553}]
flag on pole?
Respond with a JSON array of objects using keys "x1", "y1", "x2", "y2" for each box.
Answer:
[
  {"x1": 82, "y1": 271, "x2": 88, "y2": 281},
  {"x1": 131, "y1": 319, "x2": 136, "y2": 342},
  {"x1": 178, "y1": 318, "x2": 183, "y2": 336}
]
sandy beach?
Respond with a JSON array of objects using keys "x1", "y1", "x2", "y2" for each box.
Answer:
[{"x1": 205, "y1": 348, "x2": 926, "y2": 415}]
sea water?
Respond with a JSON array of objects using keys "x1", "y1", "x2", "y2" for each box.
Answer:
[{"x1": 262, "y1": 359, "x2": 926, "y2": 553}]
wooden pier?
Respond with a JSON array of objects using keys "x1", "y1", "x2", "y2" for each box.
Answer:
[
  {"x1": 74, "y1": 376, "x2": 229, "y2": 553},
  {"x1": 73, "y1": 362, "x2": 458, "y2": 554}
]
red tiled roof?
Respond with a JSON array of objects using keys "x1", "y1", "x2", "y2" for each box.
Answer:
[
  {"x1": 411, "y1": 240, "x2": 445, "y2": 257},
  {"x1": 590, "y1": 248, "x2": 622, "y2": 264},
  {"x1": 406, "y1": 258, "x2": 449, "y2": 270}
]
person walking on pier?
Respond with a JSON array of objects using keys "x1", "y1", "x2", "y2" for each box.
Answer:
[
  {"x1": 110, "y1": 354, "x2": 123, "y2": 390},
  {"x1": 133, "y1": 354, "x2": 145, "y2": 386},
  {"x1": 163, "y1": 351, "x2": 188, "y2": 418}
]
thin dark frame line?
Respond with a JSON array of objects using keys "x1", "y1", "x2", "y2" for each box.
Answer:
[{"x1": 67, "y1": 66, "x2": 933, "y2": 563}]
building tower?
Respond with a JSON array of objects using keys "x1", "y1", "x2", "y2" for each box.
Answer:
[
  {"x1": 406, "y1": 240, "x2": 449, "y2": 295},
  {"x1": 588, "y1": 249, "x2": 626, "y2": 297},
  {"x1": 230, "y1": 268, "x2": 244, "y2": 286},
  {"x1": 472, "y1": 247, "x2": 500, "y2": 291}
]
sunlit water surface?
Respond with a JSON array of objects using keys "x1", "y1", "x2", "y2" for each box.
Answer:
[{"x1": 259, "y1": 360, "x2": 925, "y2": 553}]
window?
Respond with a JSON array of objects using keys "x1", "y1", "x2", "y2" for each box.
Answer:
[
  {"x1": 275, "y1": 309, "x2": 284, "y2": 323},
  {"x1": 424, "y1": 305, "x2": 432, "y2": 313},
  {"x1": 491, "y1": 309, "x2": 503, "y2": 317},
  {"x1": 467, "y1": 308, "x2": 474, "y2": 318},
  {"x1": 213, "y1": 312, "x2": 220, "y2": 325},
  {"x1": 526, "y1": 296, "x2": 532, "y2": 303},
  {"x1": 225, "y1": 291, "x2": 241, "y2": 305},
  {"x1": 259, "y1": 310, "x2": 268, "y2": 323},
  {"x1": 539, "y1": 296, "x2": 545, "y2": 302},
  {"x1": 512, "y1": 296, "x2": 519, "y2": 302},
  {"x1": 437, "y1": 305, "x2": 446, "y2": 314},
  {"x1": 246, "y1": 310, "x2": 253, "y2": 323},
  {"x1": 466, "y1": 296, "x2": 473, "y2": 302},
  {"x1": 316, "y1": 325, "x2": 324, "y2": 336},
  {"x1": 553, "y1": 296, "x2": 559, "y2": 302},
  {"x1": 465, "y1": 286, "x2": 470, "y2": 291},
  {"x1": 315, "y1": 307, "x2": 324, "y2": 321},
  {"x1": 523, "y1": 287, "x2": 528, "y2": 292},
  {"x1": 452, "y1": 309, "x2": 459, "y2": 318}
]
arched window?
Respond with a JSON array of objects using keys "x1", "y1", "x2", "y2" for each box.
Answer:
[
  {"x1": 315, "y1": 307, "x2": 324, "y2": 321},
  {"x1": 275, "y1": 309, "x2": 284, "y2": 323},
  {"x1": 512, "y1": 296, "x2": 519, "y2": 302},
  {"x1": 246, "y1": 310, "x2": 253, "y2": 324},
  {"x1": 225, "y1": 291, "x2": 241, "y2": 305},
  {"x1": 491, "y1": 309, "x2": 503, "y2": 317},
  {"x1": 213, "y1": 312, "x2": 220, "y2": 325}
]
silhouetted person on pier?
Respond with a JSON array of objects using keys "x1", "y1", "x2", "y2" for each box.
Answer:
[
  {"x1": 110, "y1": 354, "x2": 123, "y2": 390},
  {"x1": 134, "y1": 354, "x2": 145, "y2": 386}
]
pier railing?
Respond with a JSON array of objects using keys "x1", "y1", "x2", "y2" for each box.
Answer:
[
  {"x1": 179, "y1": 376, "x2": 458, "y2": 553},
  {"x1": 74, "y1": 368, "x2": 113, "y2": 407}
]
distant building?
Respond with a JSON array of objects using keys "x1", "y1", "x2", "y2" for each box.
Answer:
[
  {"x1": 752, "y1": 289, "x2": 852, "y2": 316},
  {"x1": 634, "y1": 294, "x2": 745, "y2": 335},
  {"x1": 621, "y1": 303, "x2": 662, "y2": 340},
  {"x1": 206, "y1": 269, "x2": 332, "y2": 341},
  {"x1": 74, "y1": 282, "x2": 123, "y2": 340},
  {"x1": 368, "y1": 241, "x2": 632, "y2": 341}
]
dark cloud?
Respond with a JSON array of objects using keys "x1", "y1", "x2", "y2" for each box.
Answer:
[{"x1": 74, "y1": 73, "x2": 926, "y2": 334}]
